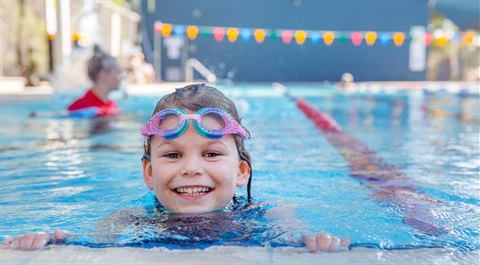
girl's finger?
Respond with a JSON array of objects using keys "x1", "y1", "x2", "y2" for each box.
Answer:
[
  {"x1": 53, "y1": 228, "x2": 68, "y2": 243},
  {"x1": 31, "y1": 233, "x2": 51, "y2": 250},
  {"x1": 316, "y1": 233, "x2": 332, "y2": 252},
  {"x1": 19, "y1": 233, "x2": 36, "y2": 250},
  {"x1": 2, "y1": 238, "x2": 13, "y2": 247},
  {"x1": 302, "y1": 234, "x2": 317, "y2": 253},
  {"x1": 327, "y1": 237, "x2": 341, "y2": 252},
  {"x1": 341, "y1": 237, "x2": 352, "y2": 249}
]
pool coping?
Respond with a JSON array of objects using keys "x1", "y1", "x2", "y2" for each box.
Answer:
[
  {"x1": 1, "y1": 245, "x2": 478, "y2": 265},
  {"x1": 0, "y1": 81, "x2": 478, "y2": 103}
]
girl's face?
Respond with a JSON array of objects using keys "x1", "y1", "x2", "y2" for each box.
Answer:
[
  {"x1": 142, "y1": 120, "x2": 251, "y2": 213},
  {"x1": 99, "y1": 63, "x2": 124, "y2": 92}
]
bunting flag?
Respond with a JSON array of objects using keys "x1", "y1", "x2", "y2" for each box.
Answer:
[{"x1": 153, "y1": 21, "x2": 478, "y2": 47}]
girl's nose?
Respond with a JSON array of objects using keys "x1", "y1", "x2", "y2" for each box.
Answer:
[{"x1": 180, "y1": 155, "x2": 204, "y2": 177}]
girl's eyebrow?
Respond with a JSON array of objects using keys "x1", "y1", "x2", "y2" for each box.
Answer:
[
  {"x1": 153, "y1": 139, "x2": 177, "y2": 150},
  {"x1": 202, "y1": 139, "x2": 230, "y2": 148},
  {"x1": 154, "y1": 139, "x2": 229, "y2": 150}
]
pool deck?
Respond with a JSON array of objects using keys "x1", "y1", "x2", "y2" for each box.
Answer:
[
  {"x1": 0, "y1": 81, "x2": 478, "y2": 103},
  {"x1": 1, "y1": 245, "x2": 478, "y2": 265}
]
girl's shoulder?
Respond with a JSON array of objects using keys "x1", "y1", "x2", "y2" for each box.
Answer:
[{"x1": 97, "y1": 207, "x2": 147, "y2": 228}]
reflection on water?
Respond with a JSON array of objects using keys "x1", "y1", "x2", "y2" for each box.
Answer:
[{"x1": 40, "y1": 118, "x2": 118, "y2": 148}]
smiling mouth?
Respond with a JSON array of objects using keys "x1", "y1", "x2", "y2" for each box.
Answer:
[{"x1": 174, "y1": 186, "x2": 212, "y2": 196}]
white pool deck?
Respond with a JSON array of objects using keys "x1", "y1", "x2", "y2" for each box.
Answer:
[
  {"x1": 1, "y1": 245, "x2": 478, "y2": 265},
  {"x1": 0, "y1": 80, "x2": 479, "y2": 103}
]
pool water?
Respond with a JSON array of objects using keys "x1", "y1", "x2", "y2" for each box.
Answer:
[{"x1": 1, "y1": 84, "x2": 479, "y2": 263}]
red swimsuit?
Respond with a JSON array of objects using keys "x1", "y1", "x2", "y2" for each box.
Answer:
[{"x1": 67, "y1": 89, "x2": 119, "y2": 116}]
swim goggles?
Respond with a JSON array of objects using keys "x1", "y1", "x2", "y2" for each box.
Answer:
[{"x1": 141, "y1": 108, "x2": 250, "y2": 140}]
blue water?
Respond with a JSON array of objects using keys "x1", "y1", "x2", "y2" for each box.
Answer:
[{"x1": 1, "y1": 84, "x2": 479, "y2": 252}]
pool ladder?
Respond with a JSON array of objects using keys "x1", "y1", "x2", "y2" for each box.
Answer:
[{"x1": 184, "y1": 58, "x2": 217, "y2": 83}]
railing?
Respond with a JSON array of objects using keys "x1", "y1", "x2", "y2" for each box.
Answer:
[{"x1": 184, "y1": 58, "x2": 217, "y2": 83}]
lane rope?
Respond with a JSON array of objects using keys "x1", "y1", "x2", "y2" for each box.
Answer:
[{"x1": 273, "y1": 82, "x2": 449, "y2": 237}]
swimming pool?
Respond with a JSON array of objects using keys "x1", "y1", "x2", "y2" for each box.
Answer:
[{"x1": 1, "y1": 83, "x2": 479, "y2": 264}]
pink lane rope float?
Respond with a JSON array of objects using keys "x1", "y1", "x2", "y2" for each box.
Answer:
[{"x1": 273, "y1": 82, "x2": 449, "y2": 236}]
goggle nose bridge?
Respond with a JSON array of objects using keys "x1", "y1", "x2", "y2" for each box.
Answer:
[
  {"x1": 177, "y1": 113, "x2": 202, "y2": 124},
  {"x1": 161, "y1": 112, "x2": 224, "y2": 131}
]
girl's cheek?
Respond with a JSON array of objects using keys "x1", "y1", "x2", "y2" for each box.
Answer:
[{"x1": 153, "y1": 164, "x2": 175, "y2": 181}]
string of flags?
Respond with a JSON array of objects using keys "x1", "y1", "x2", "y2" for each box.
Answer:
[{"x1": 154, "y1": 21, "x2": 478, "y2": 47}]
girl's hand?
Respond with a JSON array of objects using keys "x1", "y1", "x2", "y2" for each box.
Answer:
[
  {"x1": 2, "y1": 228, "x2": 68, "y2": 250},
  {"x1": 302, "y1": 232, "x2": 351, "y2": 253}
]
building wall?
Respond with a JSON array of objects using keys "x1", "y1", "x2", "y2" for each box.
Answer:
[{"x1": 141, "y1": 0, "x2": 429, "y2": 82}]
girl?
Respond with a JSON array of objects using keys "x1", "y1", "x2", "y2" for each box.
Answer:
[
  {"x1": 3, "y1": 84, "x2": 350, "y2": 252},
  {"x1": 67, "y1": 45, "x2": 124, "y2": 117}
]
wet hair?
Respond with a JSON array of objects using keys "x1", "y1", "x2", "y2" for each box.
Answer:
[
  {"x1": 142, "y1": 83, "x2": 253, "y2": 201},
  {"x1": 87, "y1": 45, "x2": 119, "y2": 82}
]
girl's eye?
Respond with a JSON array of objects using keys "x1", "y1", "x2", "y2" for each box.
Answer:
[
  {"x1": 165, "y1": 153, "x2": 181, "y2": 159},
  {"x1": 204, "y1": 152, "x2": 220, "y2": 158}
]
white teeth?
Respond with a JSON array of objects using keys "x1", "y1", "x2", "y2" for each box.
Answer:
[{"x1": 175, "y1": 186, "x2": 211, "y2": 196}]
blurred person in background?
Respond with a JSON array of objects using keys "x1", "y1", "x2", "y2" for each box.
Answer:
[
  {"x1": 67, "y1": 45, "x2": 125, "y2": 117},
  {"x1": 337, "y1": 72, "x2": 355, "y2": 90},
  {"x1": 127, "y1": 50, "x2": 155, "y2": 84}
]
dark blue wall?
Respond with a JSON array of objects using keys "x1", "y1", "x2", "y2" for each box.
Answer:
[
  {"x1": 434, "y1": 0, "x2": 480, "y2": 30},
  {"x1": 141, "y1": 0, "x2": 429, "y2": 82}
]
